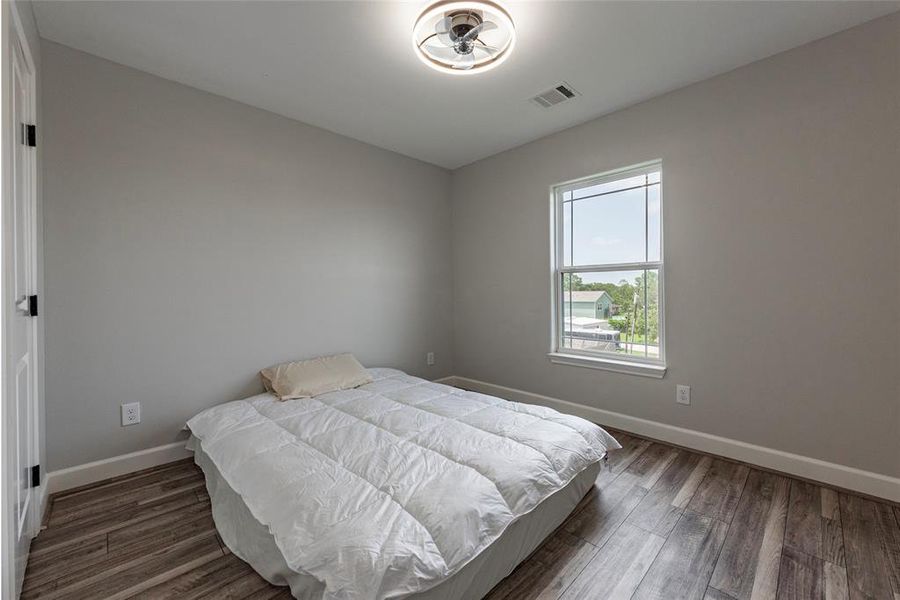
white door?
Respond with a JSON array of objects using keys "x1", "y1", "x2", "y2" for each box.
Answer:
[{"x1": 9, "y1": 24, "x2": 38, "y2": 593}]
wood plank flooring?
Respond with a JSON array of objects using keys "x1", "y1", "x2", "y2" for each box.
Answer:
[{"x1": 25, "y1": 427, "x2": 900, "y2": 599}]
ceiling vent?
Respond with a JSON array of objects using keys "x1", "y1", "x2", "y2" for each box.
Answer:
[{"x1": 531, "y1": 83, "x2": 579, "y2": 108}]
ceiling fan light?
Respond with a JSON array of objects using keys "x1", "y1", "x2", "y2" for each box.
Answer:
[{"x1": 412, "y1": 1, "x2": 516, "y2": 75}]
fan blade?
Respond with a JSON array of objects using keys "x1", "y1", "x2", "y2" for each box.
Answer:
[
  {"x1": 423, "y1": 43, "x2": 460, "y2": 61},
  {"x1": 473, "y1": 46, "x2": 497, "y2": 60},
  {"x1": 462, "y1": 20, "x2": 498, "y2": 43},
  {"x1": 480, "y1": 21, "x2": 499, "y2": 34},
  {"x1": 437, "y1": 32, "x2": 454, "y2": 46},
  {"x1": 454, "y1": 52, "x2": 475, "y2": 70},
  {"x1": 472, "y1": 48, "x2": 489, "y2": 61},
  {"x1": 475, "y1": 43, "x2": 501, "y2": 55},
  {"x1": 461, "y1": 23, "x2": 483, "y2": 42},
  {"x1": 435, "y1": 16, "x2": 456, "y2": 45},
  {"x1": 435, "y1": 16, "x2": 453, "y2": 34}
]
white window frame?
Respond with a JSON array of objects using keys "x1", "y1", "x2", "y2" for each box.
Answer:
[{"x1": 548, "y1": 160, "x2": 667, "y2": 378}]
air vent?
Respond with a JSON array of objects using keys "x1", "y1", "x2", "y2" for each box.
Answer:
[{"x1": 531, "y1": 83, "x2": 579, "y2": 108}]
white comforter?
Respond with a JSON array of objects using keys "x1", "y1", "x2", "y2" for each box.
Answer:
[{"x1": 187, "y1": 369, "x2": 619, "y2": 600}]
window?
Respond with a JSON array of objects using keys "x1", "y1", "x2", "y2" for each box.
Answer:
[{"x1": 550, "y1": 161, "x2": 665, "y2": 377}]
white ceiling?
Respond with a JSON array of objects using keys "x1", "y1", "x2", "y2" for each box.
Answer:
[{"x1": 33, "y1": 1, "x2": 899, "y2": 169}]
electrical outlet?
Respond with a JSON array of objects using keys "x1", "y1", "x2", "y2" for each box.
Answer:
[
  {"x1": 426, "y1": 352, "x2": 435, "y2": 366},
  {"x1": 121, "y1": 402, "x2": 141, "y2": 426},
  {"x1": 676, "y1": 385, "x2": 691, "y2": 405}
]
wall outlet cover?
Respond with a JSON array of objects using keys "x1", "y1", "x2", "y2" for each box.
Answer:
[
  {"x1": 121, "y1": 402, "x2": 141, "y2": 426},
  {"x1": 676, "y1": 385, "x2": 691, "y2": 405}
]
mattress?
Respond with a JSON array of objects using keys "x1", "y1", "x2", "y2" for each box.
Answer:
[
  {"x1": 187, "y1": 368, "x2": 619, "y2": 600},
  {"x1": 192, "y1": 437, "x2": 602, "y2": 600}
]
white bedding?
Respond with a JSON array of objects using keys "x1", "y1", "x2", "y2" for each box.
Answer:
[
  {"x1": 187, "y1": 368, "x2": 620, "y2": 600},
  {"x1": 191, "y1": 438, "x2": 602, "y2": 600}
]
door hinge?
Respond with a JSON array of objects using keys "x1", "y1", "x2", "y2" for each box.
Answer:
[
  {"x1": 31, "y1": 465, "x2": 41, "y2": 488},
  {"x1": 28, "y1": 294, "x2": 38, "y2": 317},
  {"x1": 23, "y1": 123, "x2": 36, "y2": 147}
]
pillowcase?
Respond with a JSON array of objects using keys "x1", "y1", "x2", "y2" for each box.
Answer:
[{"x1": 260, "y1": 353, "x2": 373, "y2": 400}]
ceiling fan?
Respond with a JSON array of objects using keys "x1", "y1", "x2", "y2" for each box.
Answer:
[{"x1": 413, "y1": 1, "x2": 515, "y2": 75}]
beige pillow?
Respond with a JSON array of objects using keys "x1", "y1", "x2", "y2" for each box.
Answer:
[{"x1": 260, "y1": 353, "x2": 373, "y2": 400}]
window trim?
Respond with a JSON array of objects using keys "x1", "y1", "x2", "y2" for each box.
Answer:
[{"x1": 549, "y1": 160, "x2": 667, "y2": 377}]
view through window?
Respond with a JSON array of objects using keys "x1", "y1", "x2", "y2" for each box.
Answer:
[{"x1": 554, "y1": 162, "x2": 664, "y2": 364}]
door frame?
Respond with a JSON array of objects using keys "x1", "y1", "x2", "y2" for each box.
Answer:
[{"x1": 2, "y1": 2, "x2": 41, "y2": 597}]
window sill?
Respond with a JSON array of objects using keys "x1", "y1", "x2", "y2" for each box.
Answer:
[{"x1": 547, "y1": 352, "x2": 667, "y2": 379}]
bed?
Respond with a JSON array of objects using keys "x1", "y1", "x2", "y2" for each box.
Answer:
[{"x1": 186, "y1": 368, "x2": 620, "y2": 600}]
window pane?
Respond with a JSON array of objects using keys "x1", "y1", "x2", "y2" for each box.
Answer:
[
  {"x1": 561, "y1": 171, "x2": 660, "y2": 266},
  {"x1": 562, "y1": 194, "x2": 572, "y2": 267},
  {"x1": 635, "y1": 268, "x2": 661, "y2": 359},
  {"x1": 570, "y1": 187, "x2": 646, "y2": 265},
  {"x1": 647, "y1": 184, "x2": 661, "y2": 262},
  {"x1": 561, "y1": 270, "x2": 638, "y2": 353},
  {"x1": 561, "y1": 270, "x2": 660, "y2": 359}
]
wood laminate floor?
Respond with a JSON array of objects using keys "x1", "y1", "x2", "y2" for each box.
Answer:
[{"x1": 24, "y1": 427, "x2": 900, "y2": 600}]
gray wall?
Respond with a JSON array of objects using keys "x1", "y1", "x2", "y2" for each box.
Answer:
[
  {"x1": 450, "y1": 14, "x2": 900, "y2": 478},
  {"x1": 42, "y1": 42, "x2": 453, "y2": 470}
]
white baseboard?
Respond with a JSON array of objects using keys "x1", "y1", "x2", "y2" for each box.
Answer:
[
  {"x1": 45, "y1": 441, "x2": 193, "y2": 497},
  {"x1": 444, "y1": 375, "x2": 900, "y2": 503}
]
